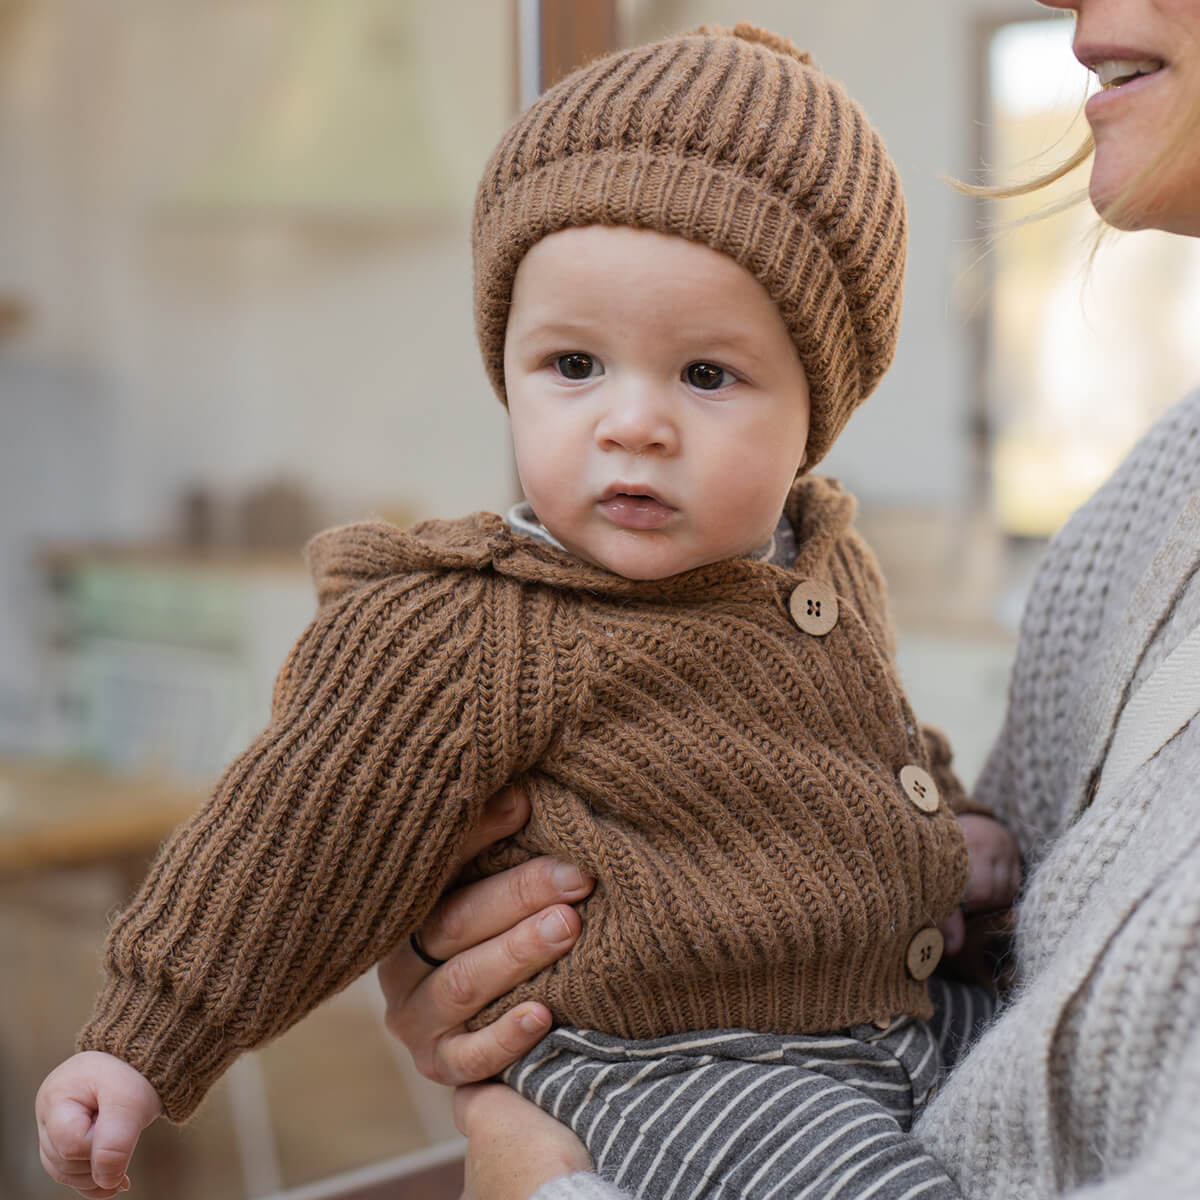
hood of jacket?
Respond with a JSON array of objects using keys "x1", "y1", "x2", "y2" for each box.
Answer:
[{"x1": 305, "y1": 475, "x2": 856, "y2": 609}]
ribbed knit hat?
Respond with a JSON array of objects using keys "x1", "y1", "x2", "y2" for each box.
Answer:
[{"x1": 473, "y1": 23, "x2": 907, "y2": 470}]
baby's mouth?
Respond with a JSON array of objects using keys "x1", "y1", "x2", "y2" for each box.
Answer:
[{"x1": 598, "y1": 488, "x2": 676, "y2": 530}]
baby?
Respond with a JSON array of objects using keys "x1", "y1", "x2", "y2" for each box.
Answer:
[{"x1": 37, "y1": 24, "x2": 1019, "y2": 1199}]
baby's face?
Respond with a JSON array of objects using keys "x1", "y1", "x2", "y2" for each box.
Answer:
[{"x1": 503, "y1": 226, "x2": 811, "y2": 581}]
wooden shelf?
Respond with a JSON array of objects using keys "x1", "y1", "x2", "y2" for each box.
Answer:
[{"x1": 0, "y1": 758, "x2": 203, "y2": 875}]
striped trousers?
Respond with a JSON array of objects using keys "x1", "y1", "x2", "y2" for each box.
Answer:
[{"x1": 505, "y1": 979, "x2": 995, "y2": 1200}]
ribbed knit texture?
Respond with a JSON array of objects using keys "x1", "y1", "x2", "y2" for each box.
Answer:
[
  {"x1": 973, "y1": 390, "x2": 1200, "y2": 861},
  {"x1": 910, "y1": 389, "x2": 1200, "y2": 1199},
  {"x1": 533, "y1": 390, "x2": 1200, "y2": 1200},
  {"x1": 77, "y1": 476, "x2": 972, "y2": 1122},
  {"x1": 472, "y1": 23, "x2": 907, "y2": 470}
]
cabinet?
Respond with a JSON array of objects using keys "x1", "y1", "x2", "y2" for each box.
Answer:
[{"x1": 38, "y1": 545, "x2": 315, "y2": 782}]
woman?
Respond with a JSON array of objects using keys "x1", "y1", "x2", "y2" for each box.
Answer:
[{"x1": 379, "y1": 0, "x2": 1200, "y2": 1194}]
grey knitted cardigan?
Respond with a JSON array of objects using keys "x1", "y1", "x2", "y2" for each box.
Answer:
[{"x1": 537, "y1": 391, "x2": 1200, "y2": 1200}]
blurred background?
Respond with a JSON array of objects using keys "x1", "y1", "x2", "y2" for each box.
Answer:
[{"x1": 2, "y1": 1, "x2": 1199, "y2": 1197}]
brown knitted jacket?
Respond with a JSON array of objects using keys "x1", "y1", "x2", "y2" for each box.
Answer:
[{"x1": 79, "y1": 477, "x2": 977, "y2": 1121}]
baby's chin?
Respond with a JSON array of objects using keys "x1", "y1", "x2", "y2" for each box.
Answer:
[{"x1": 574, "y1": 541, "x2": 764, "y2": 582}]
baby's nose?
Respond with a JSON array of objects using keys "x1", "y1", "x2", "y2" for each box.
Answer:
[{"x1": 595, "y1": 388, "x2": 679, "y2": 454}]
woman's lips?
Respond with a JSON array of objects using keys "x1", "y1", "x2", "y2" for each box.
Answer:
[
  {"x1": 598, "y1": 493, "x2": 676, "y2": 530},
  {"x1": 1085, "y1": 66, "x2": 1163, "y2": 121}
]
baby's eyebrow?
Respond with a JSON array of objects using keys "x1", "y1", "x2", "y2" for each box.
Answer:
[
  {"x1": 512, "y1": 316, "x2": 599, "y2": 342},
  {"x1": 685, "y1": 331, "x2": 771, "y2": 364}
]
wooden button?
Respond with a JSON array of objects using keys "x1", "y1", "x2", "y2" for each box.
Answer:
[
  {"x1": 872, "y1": 1014, "x2": 894, "y2": 1030},
  {"x1": 788, "y1": 580, "x2": 838, "y2": 636},
  {"x1": 905, "y1": 926, "x2": 944, "y2": 981},
  {"x1": 899, "y1": 764, "x2": 940, "y2": 813}
]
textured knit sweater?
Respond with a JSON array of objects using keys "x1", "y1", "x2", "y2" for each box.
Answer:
[
  {"x1": 538, "y1": 391, "x2": 1200, "y2": 1200},
  {"x1": 78, "y1": 476, "x2": 976, "y2": 1122}
]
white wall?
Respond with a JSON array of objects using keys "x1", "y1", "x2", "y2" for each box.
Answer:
[
  {"x1": 1, "y1": 0, "x2": 515, "y2": 530},
  {"x1": 0, "y1": 0, "x2": 1055, "y2": 741},
  {"x1": 0, "y1": 0, "x2": 515, "y2": 736}
]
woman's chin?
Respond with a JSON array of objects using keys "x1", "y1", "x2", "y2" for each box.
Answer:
[
  {"x1": 1089, "y1": 154, "x2": 1200, "y2": 235},
  {"x1": 1087, "y1": 151, "x2": 1142, "y2": 228},
  {"x1": 1090, "y1": 187, "x2": 1144, "y2": 230}
]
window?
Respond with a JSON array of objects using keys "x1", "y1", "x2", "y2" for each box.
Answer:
[{"x1": 981, "y1": 16, "x2": 1200, "y2": 536}]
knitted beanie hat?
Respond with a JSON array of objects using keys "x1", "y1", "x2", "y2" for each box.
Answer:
[{"x1": 473, "y1": 23, "x2": 907, "y2": 470}]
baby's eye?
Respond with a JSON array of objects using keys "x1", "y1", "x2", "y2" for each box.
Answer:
[
  {"x1": 555, "y1": 353, "x2": 601, "y2": 381},
  {"x1": 685, "y1": 362, "x2": 734, "y2": 390}
]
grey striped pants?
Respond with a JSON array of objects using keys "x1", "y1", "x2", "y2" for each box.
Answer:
[{"x1": 505, "y1": 979, "x2": 995, "y2": 1200}]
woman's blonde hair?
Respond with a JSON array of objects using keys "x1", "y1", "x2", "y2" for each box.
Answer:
[
  {"x1": 952, "y1": 134, "x2": 1092, "y2": 205},
  {"x1": 954, "y1": 73, "x2": 1200, "y2": 232}
]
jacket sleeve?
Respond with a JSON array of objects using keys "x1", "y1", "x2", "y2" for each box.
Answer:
[
  {"x1": 77, "y1": 569, "x2": 559, "y2": 1121},
  {"x1": 833, "y1": 525, "x2": 992, "y2": 819},
  {"x1": 1062, "y1": 1032, "x2": 1200, "y2": 1200}
]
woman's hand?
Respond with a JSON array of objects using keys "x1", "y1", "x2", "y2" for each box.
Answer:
[
  {"x1": 378, "y1": 785, "x2": 594, "y2": 1085},
  {"x1": 454, "y1": 1083, "x2": 593, "y2": 1200}
]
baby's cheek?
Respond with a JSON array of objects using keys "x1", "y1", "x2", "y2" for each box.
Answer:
[
  {"x1": 522, "y1": 478, "x2": 570, "y2": 528},
  {"x1": 718, "y1": 470, "x2": 791, "y2": 546}
]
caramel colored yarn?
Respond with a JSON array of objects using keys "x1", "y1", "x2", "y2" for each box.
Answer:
[
  {"x1": 473, "y1": 23, "x2": 907, "y2": 469},
  {"x1": 76, "y1": 478, "x2": 978, "y2": 1122}
]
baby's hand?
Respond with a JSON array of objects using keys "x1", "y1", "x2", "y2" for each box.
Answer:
[
  {"x1": 958, "y1": 813, "x2": 1022, "y2": 914},
  {"x1": 36, "y1": 1051, "x2": 162, "y2": 1197},
  {"x1": 940, "y1": 814, "x2": 1022, "y2": 959}
]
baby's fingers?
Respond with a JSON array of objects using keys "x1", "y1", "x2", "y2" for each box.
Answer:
[
  {"x1": 964, "y1": 846, "x2": 1022, "y2": 912},
  {"x1": 36, "y1": 1052, "x2": 161, "y2": 1196},
  {"x1": 39, "y1": 1096, "x2": 96, "y2": 1166},
  {"x1": 38, "y1": 1100, "x2": 130, "y2": 1196},
  {"x1": 38, "y1": 1103, "x2": 127, "y2": 1197},
  {"x1": 87, "y1": 1070, "x2": 161, "y2": 1192},
  {"x1": 90, "y1": 1102, "x2": 146, "y2": 1191},
  {"x1": 957, "y1": 814, "x2": 1023, "y2": 913},
  {"x1": 39, "y1": 1145, "x2": 127, "y2": 1198}
]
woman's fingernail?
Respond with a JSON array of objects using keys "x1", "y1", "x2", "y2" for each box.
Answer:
[
  {"x1": 538, "y1": 909, "x2": 573, "y2": 943},
  {"x1": 552, "y1": 862, "x2": 586, "y2": 892}
]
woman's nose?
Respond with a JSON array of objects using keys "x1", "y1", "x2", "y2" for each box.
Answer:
[{"x1": 594, "y1": 387, "x2": 680, "y2": 455}]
